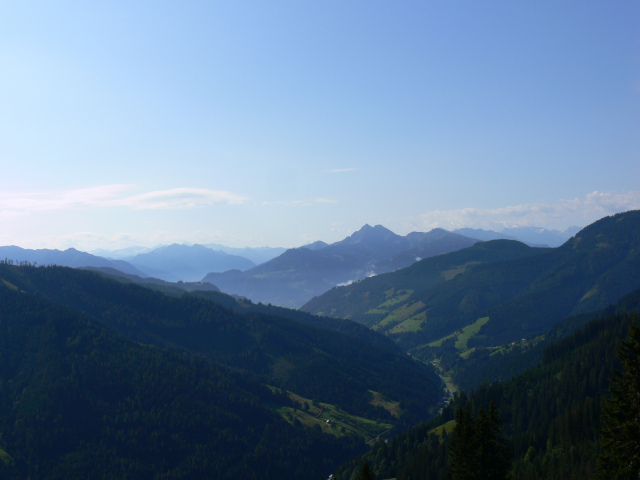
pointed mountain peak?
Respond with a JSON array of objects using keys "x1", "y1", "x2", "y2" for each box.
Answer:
[
  {"x1": 354, "y1": 224, "x2": 393, "y2": 235},
  {"x1": 302, "y1": 240, "x2": 329, "y2": 251},
  {"x1": 336, "y1": 224, "x2": 400, "y2": 247}
]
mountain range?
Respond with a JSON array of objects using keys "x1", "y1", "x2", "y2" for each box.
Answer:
[
  {"x1": 302, "y1": 210, "x2": 640, "y2": 389},
  {"x1": 1, "y1": 223, "x2": 579, "y2": 300},
  {"x1": 124, "y1": 243, "x2": 256, "y2": 282},
  {"x1": 1, "y1": 211, "x2": 640, "y2": 479},
  {"x1": 454, "y1": 225, "x2": 580, "y2": 247},
  {"x1": 203, "y1": 225, "x2": 478, "y2": 308},
  {"x1": 203, "y1": 243, "x2": 287, "y2": 265},
  {"x1": 0, "y1": 246, "x2": 147, "y2": 277}
]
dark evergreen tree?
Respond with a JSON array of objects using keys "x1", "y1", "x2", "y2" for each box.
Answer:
[
  {"x1": 448, "y1": 402, "x2": 510, "y2": 480},
  {"x1": 475, "y1": 401, "x2": 511, "y2": 480},
  {"x1": 357, "y1": 461, "x2": 376, "y2": 480},
  {"x1": 447, "y1": 405, "x2": 476, "y2": 480},
  {"x1": 597, "y1": 320, "x2": 640, "y2": 480}
]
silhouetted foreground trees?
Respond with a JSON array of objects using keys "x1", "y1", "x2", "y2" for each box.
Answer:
[
  {"x1": 596, "y1": 321, "x2": 640, "y2": 479},
  {"x1": 447, "y1": 401, "x2": 510, "y2": 480}
]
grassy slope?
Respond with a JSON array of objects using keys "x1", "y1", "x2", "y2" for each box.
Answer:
[{"x1": 269, "y1": 388, "x2": 395, "y2": 446}]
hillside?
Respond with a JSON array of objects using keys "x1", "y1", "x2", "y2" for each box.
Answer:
[
  {"x1": 0, "y1": 283, "x2": 364, "y2": 480},
  {"x1": 332, "y1": 288, "x2": 640, "y2": 480},
  {"x1": 0, "y1": 263, "x2": 443, "y2": 433},
  {"x1": 204, "y1": 225, "x2": 477, "y2": 308},
  {"x1": 84, "y1": 266, "x2": 222, "y2": 297},
  {"x1": 303, "y1": 211, "x2": 640, "y2": 353},
  {"x1": 303, "y1": 239, "x2": 545, "y2": 323}
]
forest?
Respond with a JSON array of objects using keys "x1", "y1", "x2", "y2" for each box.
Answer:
[
  {"x1": 332, "y1": 286, "x2": 640, "y2": 480},
  {"x1": 0, "y1": 280, "x2": 367, "y2": 479},
  {"x1": 0, "y1": 262, "x2": 442, "y2": 479}
]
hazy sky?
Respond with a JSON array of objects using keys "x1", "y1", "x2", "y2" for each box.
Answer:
[{"x1": 1, "y1": 1, "x2": 639, "y2": 250}]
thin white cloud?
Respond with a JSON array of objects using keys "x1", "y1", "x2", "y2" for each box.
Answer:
[
  {"x1": 412, "y1": 191, "x2": 640, "y2": 232},
  {"x1": 0, "y1": 184, "x2": 132, "y2": 218},
  {"x1": 110, "y1": 188, "x2": 248, "y2": 210},
  {"x1": 261, "y1": 198, "x2": 337, "y2": 207},
  {"x1": 0, "y1": 185, "x2": 248, "y2": 217},
  {"x1": 326, "y1": 168, "x2": 358, "y2": 174}
]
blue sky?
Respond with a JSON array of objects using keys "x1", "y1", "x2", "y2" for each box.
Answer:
[{"x1": 1, "y1": 1, "x2": 639, "y2": 250}]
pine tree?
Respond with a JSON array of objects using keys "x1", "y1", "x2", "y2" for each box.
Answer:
[
  {"x1": 597, "y1": 319, "x2": 640, "y2": 480},
  {"x1": 475, "y1": 401, "x2": 511, "y2": 480},
  {"x1": 357, "y1": 461, "x2": 376, "y2": 480},
  {"x1": 448, "y1": 402, "x2": 511, "y2": 480},
  {"x1": 447, "y1": 405, "x2": 476, "y2": 480}
]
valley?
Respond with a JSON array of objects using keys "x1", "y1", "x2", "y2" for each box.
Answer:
[{"x1": 1, "y1": 211, "x2": 639, "y2": 479}]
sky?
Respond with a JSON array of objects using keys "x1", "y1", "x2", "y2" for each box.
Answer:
[{"x1": 1, "y1": 1, "x2": 639, "y2": 251}]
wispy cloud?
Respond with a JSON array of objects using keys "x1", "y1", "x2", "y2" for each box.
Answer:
[
  {"x1": 412, "y1": 191, "x2": 640, "y2": 232},
  {"x1": 110, "y1": 188, "x2": 248, "y2": 210},
  {"x1": 326, "y1": 168, "x2": 358, "y2": 174},
  {"x1": 0, "y1": 185, "x2": 249, "y2": 218},
  {"x1": 261, "y1": 198, "x2": 337, "y2": 207}
]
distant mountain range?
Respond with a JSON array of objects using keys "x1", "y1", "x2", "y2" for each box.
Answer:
[
  {"x1": 92, "y1": 245, "x2": 157, "y2": 259},
  {"x1": 454, "y1": 225, "x2": 580, "y2": 247},
  {"x1": 125, "y1": 243, "x2": 255, "y2": 282},
  {"x1": 202, "y1": 225, "x2": 479, "y2": 308},
  {"x1": 203, "y1": 243, "x2": 287, "y2": 265},
  {"x1": 0, "y1": 223, "x2": 584, "y2": 295},
  {"x1": 0, "y1": 246, "x2": 147, "y2": 277},
  {"x1": 94, "y1": 244, "x2": 286, "y2": 265}
]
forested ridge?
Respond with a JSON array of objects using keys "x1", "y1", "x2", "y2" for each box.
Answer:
[
  {"x1": 0, "y1": 284, "x2": 363, "y2": 479},
  {"x1": 0, "y1": 262, "x2": 443, "y2": 479},
  {"x1": 0, "y1": 263, "x2": 442, "y2": 425},
  {"x1": 332, "y1": 288, "x2": 640, "y2": 479}
]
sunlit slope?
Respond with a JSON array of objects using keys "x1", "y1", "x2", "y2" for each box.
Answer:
[
  {"x1": 303, "y1": 211, "x2": 640, "y2": 349},
  {"x1": 303, "y1": 239, "x2": 543, "y2": 322},
  {"x1": 331, "y1": 293, "x2": 640, "y2": 480}
]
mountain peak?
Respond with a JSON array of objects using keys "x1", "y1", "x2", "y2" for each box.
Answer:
[
  {"x1": 353, "y1": 224, "x2": 394, "y2": 236},
  {"x1": 334, "y1": 224, "x2": 401, "y2": 250}
]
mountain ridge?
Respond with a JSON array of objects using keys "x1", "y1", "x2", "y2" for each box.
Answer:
[
  {"x1": 0, "y1": 280, "x2": 366, "y2": 479},
  {"x1": 302, "y1": 210, "x2": 640, "y2": 353},
  {"x1": 0, "y1": 262, "x2": 442, "y2": 427},
  {"x1": 127, "y1": 243, "x2": 255, "y2": 282},
  {"x1": 0, "y1": 245, "x2": 147, "y2": 277},
  {"x1": 203, "y1": 226, "x2": 478, "y2": 308}
]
